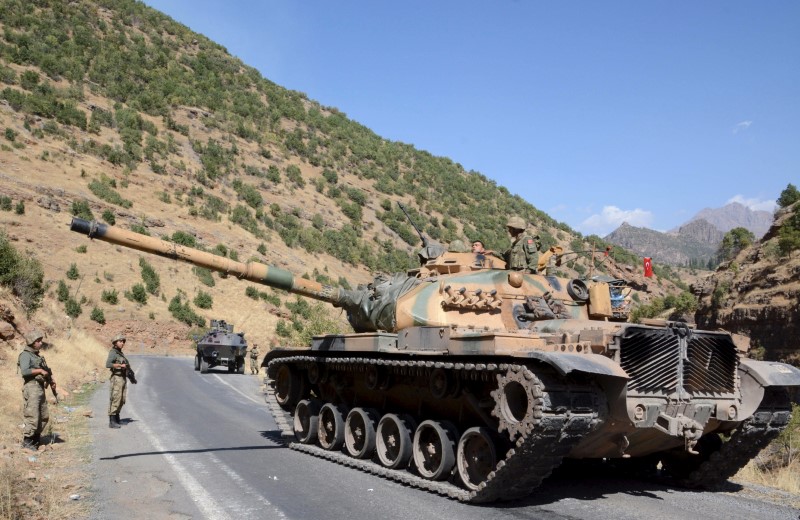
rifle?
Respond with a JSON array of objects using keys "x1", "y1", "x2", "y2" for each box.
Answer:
[
  {"x1": 42, "y1": 366, "x2": 59, "y2": 403},
  {"x1": 126, "y1": 364, "x2": 138, "y2": 384}
]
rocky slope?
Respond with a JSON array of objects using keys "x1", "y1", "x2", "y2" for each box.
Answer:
[
  {"x1": 604, "y1": 221, "x2": 719, "y2": 266},
  {"x1": 695, "y1": 203, "x2": 800, "y2": 364},
  {"x1": 688, "y1": 202, "x2": 773, "y2": 238}
]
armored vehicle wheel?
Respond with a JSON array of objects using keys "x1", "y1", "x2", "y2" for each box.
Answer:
[
  {"x1": 294, "y1": 399, "x2": 322, "y2": 444},
  {"x1": 457, "y1": 427, "x2": 497, "y2": 490},
  {"x1": 227, "y1": 362, "x2": 235, "y2": 373},
  {"x1": 345, "y1": 407, "x2": 379, "y2": 459},
  {"x1": 318, "y1": 403, "x2": 347, "y2": 450},
  {"x1": 200, "y1": 357, "x2": 209, "y2": 374},
  {"x1": 376, "y1": 413, "x2": 416, "y2": 469},
  {"x1": 237, "y1": 358, "x2": 245, "y2": 374},
  {"x1": 413, "y1": 420, "x2": 458, "y2": 481},
  {"x1": 194, "y1": 355, "x2": 200, "y2": 371},
  {"x1": 274, "y1": 364, "x2": 305, "y2": 410}
]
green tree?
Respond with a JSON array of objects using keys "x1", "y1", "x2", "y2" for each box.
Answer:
[
  {"x1": 56, "y1": 280, "x2": 70, "y2": 302},
  {"x1": 139, "y1": 258, "x2": 160, "y2": 295},
  {"x1": 777, "y1": 183, "x2": 800, "y2": 208},
  {"x1": 90, "y1": 306, "x2": 106, "y2": 324},
  {"x1": 193, "y1": 290, "x2": 213, "y2": 309},
  {"x1": 717, "y1": 227, "x2": 755, "y2": 262}
]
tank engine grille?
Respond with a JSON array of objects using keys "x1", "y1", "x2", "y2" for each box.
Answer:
[
  {"x1": 620, "y1": 326, "x2": 738, "y2": 396},
  {"x1": 684, "y1": 333, "x2": 738, "y2": 395}
]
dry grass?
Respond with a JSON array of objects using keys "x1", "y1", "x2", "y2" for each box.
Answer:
[
  {"x1": 736, "y1": 457, "x2": 800, "y2": 494},
  {"x1": 0, "y1": 295, "x2": 107, "y2": 520}
]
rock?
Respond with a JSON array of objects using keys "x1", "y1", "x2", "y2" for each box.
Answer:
[{"x1": 0, "y1": 321, "x2": 15, "y2": 340}]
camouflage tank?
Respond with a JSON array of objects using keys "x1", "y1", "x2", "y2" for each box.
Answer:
[
  {"x1": 70, "y1": 217, "x2": 800, "y2": 503},
  {"x1": 194, "y1": 319, "x2": 248, "y2": 374}
]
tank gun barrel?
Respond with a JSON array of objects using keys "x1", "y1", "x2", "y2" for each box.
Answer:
[{"x1": 69, "y1": 218, "x2": 352, "y2": 306}]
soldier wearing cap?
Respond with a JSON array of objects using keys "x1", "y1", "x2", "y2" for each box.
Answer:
[
  {"x1": 18, "y1": 330, "x2": 54, "y2": 450},
  {"x1": 503, "y1": 216, "x2": 540, "y2": 273},
  {"x1": 106, "y1": 334, "x2": 135, "y2": 428},
  {"x1": 249, "y1": 344, "x2": 260, "y2": 375}
]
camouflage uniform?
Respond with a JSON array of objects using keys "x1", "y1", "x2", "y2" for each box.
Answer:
[
  {"x1": 106, "y1": 335, "x2": 132, "y2": 428},
  {"x1": 250, "y1": 346, "x2": 259, "y2": 375},
  {"x1": 503, "y1": 217, "x2": 540, "y2": 273},
  {"x1": 18, "y1": 331, "x2": 51, "y2": 449}
]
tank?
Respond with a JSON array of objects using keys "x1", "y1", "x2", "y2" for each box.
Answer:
[
  {"x1": 193, "y1": 319, "x2": 248, "y2": 374},
  {"x1": 69, "y1": 217, "x2": 800, "y2": 503}
]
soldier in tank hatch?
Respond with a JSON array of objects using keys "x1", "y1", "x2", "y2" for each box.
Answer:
[
  {"x1": 18, "y1": 330, "x2": 56, "y2": 450},
  {"x1": 503, "y1": 216, "x2": 540, "y2": 273},
  {"x1": 106, "y1": 334, "x2": 136, "y2": 428}
]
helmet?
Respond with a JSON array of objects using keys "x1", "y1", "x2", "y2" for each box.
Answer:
[
  {"x1": 111, "y1": 334, "x2": 126, "y2": 345},
  {"x1": 26, "y1": 330, "x2": 44, "y2": 346},
  {"x1": 506, "y1": 216, "x2": 527, "y2": 231}
]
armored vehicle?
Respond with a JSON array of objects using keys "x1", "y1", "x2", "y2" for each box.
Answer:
[
  {"x1": 70, "y1": 217, "x2": 800, "y2": 503},
  {"x1": 194, "y1": 319, "x2": 248, "y2": 374}
]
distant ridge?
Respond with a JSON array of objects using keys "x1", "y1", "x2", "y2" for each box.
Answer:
[
  {"x1": 672, "y1": 202, "x2": 773, "y2": 238},
  {"x1": 604, "y1": 221, "x2": 719, "y2": 266}
]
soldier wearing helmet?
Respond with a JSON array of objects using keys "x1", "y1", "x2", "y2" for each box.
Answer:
[
  {"x1": 249, "y1": 343, "x2": 260, "y2": 375},
  {"x1": 503, "y1": 216, "x2": 541, "y2": 273},
  {"x1": 18, "y1": 330, "x2": 55, "y2": 450},
  {"x1": 106, "y1": 334, "x2": 136, "y2": 428}
]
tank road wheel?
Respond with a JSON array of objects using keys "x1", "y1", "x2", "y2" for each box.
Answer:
[
  {"x1": 413, "y1": 420, "x2": 458, "y2": 481},
  {"x1": 294, "y1": 399, "x2": 322, "y2": 444},
  {"x1": 376, "y1": 414, "x2": 417, "y2": 469},
  {"x1": 490, "y1": 366, "x2": 544, "y2": 439},
  {"x1": 307, "y1": 362, "x2": 321, "y2": 385},
  {"x1": 194, "y1": 355, "x2": 200, "y2": 371},
  {"x1": 318, "y1": 403, "x2": 348, "y2": 450},
  {"x1": 274, "y1": 364, "x2": 305, "y2": 410},
  {"x1": 345, "y1": 407, "x2": 380, "y2": 459},
  {"x1": 428, "y1": 368, "x2": 453, "y2": 399},
  {"x1": 365, "y1": 365, "x2": 390, "y2": 391},
  {"x1": 200, "y1": 356, "x2": 209, "y2": 374},
  {"x1": 457, "y1": 427, "x2": 498, "y2": 490}
]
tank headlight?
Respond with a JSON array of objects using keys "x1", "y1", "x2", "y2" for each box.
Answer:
[
  {"x1": 634, "y1": 404, "x2": 646, "y2": 421},
  {"x1": 727, "y1": 405, "x2": 737, "y2": 420}
]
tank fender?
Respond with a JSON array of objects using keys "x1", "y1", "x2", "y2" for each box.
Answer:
[
  {"x1": 520, "y1": 351, "x2": 629, "y2": 379},
  {"x1": 739, "y1": 358, "x2": 800, "y2": 387}
]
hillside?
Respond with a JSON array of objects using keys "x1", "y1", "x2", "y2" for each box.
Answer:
[
  {"x1": 687, "y1": 202, "x2": 773, "y2": 238},
  {"x1": 0, "y1": 0, "x2": 686, "y2": 349},
  {"x1": 695, "y1": 200, "x2": 800, "y2": 364}
]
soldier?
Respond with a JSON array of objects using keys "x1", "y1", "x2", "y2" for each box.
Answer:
[
  {"x1": 249, "y1": 344, "x2": 260, "y2": 375},
  {"x1": 503, "y1": 216, "x2": 540, "y2": 273},
  {"x1": 106, "y1": 334, "x2": 136, "y2": 428},
  {"x1": 18, "y1": 330, "x2": 55, "y2": 450},
  {"x1": 471, "y1": 240, "x2": 487, "y2": 254}
]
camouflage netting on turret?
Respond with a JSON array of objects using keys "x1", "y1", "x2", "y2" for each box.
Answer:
[{"x1": 337, "y1": 273, "x2": 424, "y2": 332}]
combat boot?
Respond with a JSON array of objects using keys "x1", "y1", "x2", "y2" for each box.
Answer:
[
  {"x1": 109, "y1": 415, "x2": 120, "y2": 429},
  {"x1": 22, "y1": 437, "x2": 38, "y2": 451},
  {"x1": 114, "y1": 414, "x2": 121, "y2": 425}
]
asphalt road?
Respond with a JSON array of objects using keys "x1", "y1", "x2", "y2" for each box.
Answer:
[{"x1": 88, "y1": 356, "x2": 800, "y2": 520}]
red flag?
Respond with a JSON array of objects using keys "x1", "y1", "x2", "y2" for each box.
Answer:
[
  {"x1": 643, "y1": 257, "x2": 653, "y2": 278},
  {"x1": 604, "y1": 246, "x2": 611, "y2": 257}
]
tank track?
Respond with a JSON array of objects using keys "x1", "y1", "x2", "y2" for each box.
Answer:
[
  {"x1": 676, "y1": 387, "x2": 793, "y2": 489},
  {"x1": 264, "y1": 355, "x2": 603, "y2": 503}
]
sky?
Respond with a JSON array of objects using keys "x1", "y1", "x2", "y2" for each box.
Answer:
[{"x1": 142, "y1": 0, "x2": 800, "y2": 236}]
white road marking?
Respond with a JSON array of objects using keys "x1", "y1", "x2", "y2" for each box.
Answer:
[{"x1": 212, "y1": 374, "x2": 264, "y2": 405}]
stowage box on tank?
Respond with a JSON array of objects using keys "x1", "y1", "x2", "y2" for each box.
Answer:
[
  {"x1": 70, "y1": 217, "x2": 800, "y2": 503},
  {"x1": 194, "y1": 319, "x2": 247, "y2": 374}
]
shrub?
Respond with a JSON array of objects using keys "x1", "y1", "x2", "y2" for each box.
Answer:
[
  {"x1": 56, "y1": 280, "x2": 70, "y2": 302},
  {"x1": 14, "y1": 200, "x2": 24, "y2": 215},
  {"x1": 90, "y1": 306, "x2": 106, "y2": 324},
  {"x1": 245, "y1": 286, "x2": 259, "y2": 299},
  {"x1": 126, "y1": 283, "x2": 148, "y2": 304},
  {"x1": 257, "y1": 243, "x2": 267, "y2": 255},
  {"x1": 101, "y1": 209, "x2": 116, "y2": 225},
  {"x1": 193, "y1": 266, "x2": 215, "y2": 287},
  {"x1": 131, "y1": 223, "x2": 150, "y2": 236},
  {"x1": 139, "y1": 258, "x2": 160, "y2": 295},
  {"x1": 168, "y1": 295, "x2": 205, "y2": 327},
  {"x1": 75, "y1": 244, "x2": 87, "y2": 254},
  {"x1": 88, "y1": 178, "x2": 132, "y2": 208},
  {"x1": 101, "y1": 288, "x2": 118, "y2": 305},
  {"x1": 193, "y1": 291, "x2": 213, "y2": 309},
  {"x1": 172, "y1": 230, "x2": 196, "y2": 247},
  {"x1": 66, "y1": 263, "x2": 80, "y2": 280},
  {"x1": 0, "y1": 196, "x2": 11, "y2": 211},
  {"x1": 71, "y1": 199, "x2": 94, "y2": 220},
  {"x1": 64, "y1": 297, "x2": 82, "y2": 318}
]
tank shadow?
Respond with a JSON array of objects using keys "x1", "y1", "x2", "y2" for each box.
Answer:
[{"x1": 100, "y1": 442, "x2": 285, "y2": 460}]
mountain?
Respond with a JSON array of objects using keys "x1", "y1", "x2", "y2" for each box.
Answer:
[
  {"x1": 604, "y1": 221, "x2": 720, "y2": 266},
  {"x1": 675, "y1": 202, "x2": 774, "y2": 238}
]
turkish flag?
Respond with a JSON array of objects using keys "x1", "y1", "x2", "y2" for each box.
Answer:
[{"x1": 643, "y1": 257, "x2": 653, "y2": 278}]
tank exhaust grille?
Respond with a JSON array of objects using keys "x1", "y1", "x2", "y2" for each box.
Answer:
[{"x1": 620, "y1": 326, "x2": 738, "y2": 397}]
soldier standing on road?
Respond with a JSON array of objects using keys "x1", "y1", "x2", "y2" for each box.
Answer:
[
  {"x1": 250, "y1": 344, "x2": 260, "y2": 375},
  {"x1": 106, "y1": 334, "x2": 136, "y2": 429},
  {"x1": 503, "y1": 216, "x2": 540, "y2": 273},
  {"x1": 18, "y1": 330, "x2": 55, "y2": 451}
]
